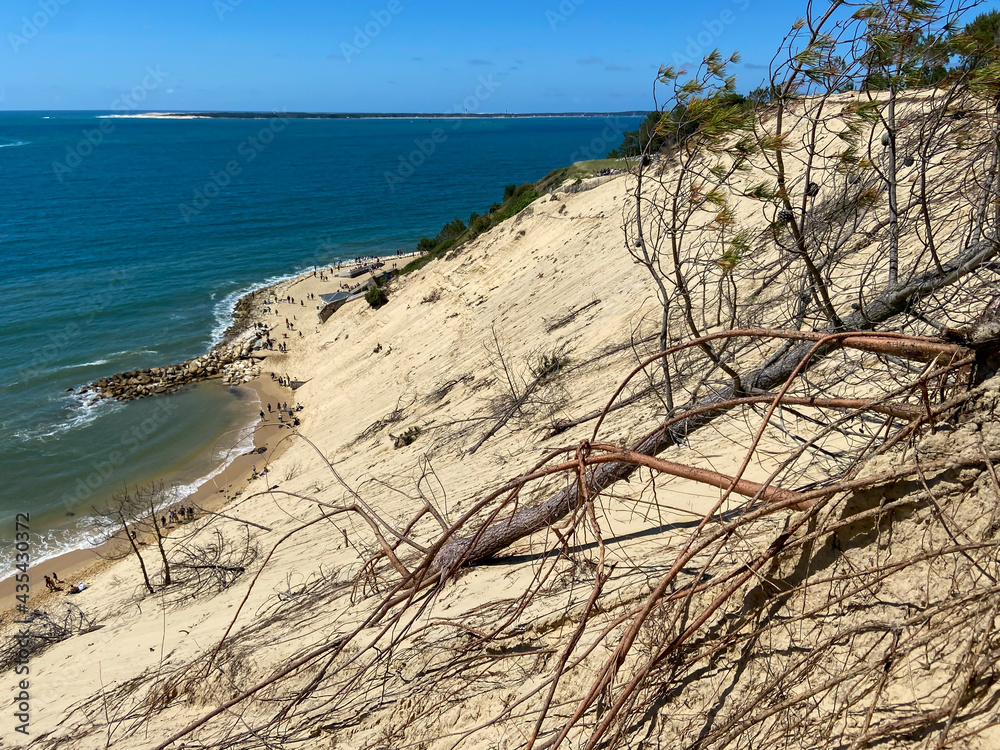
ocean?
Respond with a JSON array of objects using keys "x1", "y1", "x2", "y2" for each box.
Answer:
[{"x1": 0, "y1": 111, "x2": 641, "y2": 564}]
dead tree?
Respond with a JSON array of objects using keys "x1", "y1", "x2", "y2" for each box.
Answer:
[
  {"x1": 93, "y1": 484, "x2": 157, "y2": 594},
  {"x1": 437, "y1": 0, "x2": 999, "y2": 574}
]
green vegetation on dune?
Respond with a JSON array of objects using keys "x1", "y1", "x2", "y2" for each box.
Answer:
[
  {"x1": 400, "y1": 182, "x2": 540, "y2": 274},
  {"x1": 538, "y1": 158, "x2": 629, "y2": 186}
]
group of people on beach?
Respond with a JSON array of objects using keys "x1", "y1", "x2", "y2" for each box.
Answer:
[
  {"x1": 161, "y1": 506, "x2": 196, "y2": 527},
  {"x1": 312, "y1": 267, "x2": 335, "y2": 281},
  {"x1": 44, "y1": 572, "x2": 88, "y2": 595},
  {"x1": 260, "y1": 399, "x2": 302, "y2": 426}
]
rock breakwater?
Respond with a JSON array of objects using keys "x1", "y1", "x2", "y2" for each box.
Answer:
[{"x1": 81, "y1": 330, "x2": 263, "y2": 402}]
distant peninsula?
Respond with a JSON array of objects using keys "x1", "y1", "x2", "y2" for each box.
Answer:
[{"x1": 115, "y1": 110, "x2": 647, "y2": 120}]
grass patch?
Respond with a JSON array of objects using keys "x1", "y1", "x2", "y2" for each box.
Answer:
[{"x1": 536, "y1": 159, "x2": 629, "y2": 192}]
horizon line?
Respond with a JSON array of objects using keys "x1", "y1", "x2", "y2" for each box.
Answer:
[{"x1": 0, "y1": 108, "x2": 650, "y2": 116}]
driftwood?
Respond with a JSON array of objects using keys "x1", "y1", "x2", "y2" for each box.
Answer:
[{"x1": 432, "y1": 240, "x2": 993, "y2": 572}]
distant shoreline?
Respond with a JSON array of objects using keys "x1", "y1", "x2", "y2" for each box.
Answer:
[{"x1": 104, "y1": 110, "x2": 648, "y2": 120}]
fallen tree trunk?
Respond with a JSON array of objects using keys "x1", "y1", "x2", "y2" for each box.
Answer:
[{"x1": 433, "y1": 239, "x2": 994, "y2": 573}]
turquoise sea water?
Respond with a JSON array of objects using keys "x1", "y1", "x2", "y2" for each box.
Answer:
[{"x1": 0, "y1": 111, "x2": 641, "y2": 563}]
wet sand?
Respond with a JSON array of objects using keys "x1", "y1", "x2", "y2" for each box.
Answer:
[{"x1": 0, "y1": 376, "x2": 293, "y2": 617}]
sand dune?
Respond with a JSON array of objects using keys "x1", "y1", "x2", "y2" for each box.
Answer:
[{"x1": 5, "y1": 88, "x2": 1000, "y2": 749}]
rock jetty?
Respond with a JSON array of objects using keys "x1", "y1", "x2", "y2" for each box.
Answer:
[{"x1": 81, "y1": 329, "x2": 263, "y2": 402}]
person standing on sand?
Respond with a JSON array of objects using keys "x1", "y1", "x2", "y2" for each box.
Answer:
[{"x1": 260, "y1": 410, "x2": 265, "y2": 421}]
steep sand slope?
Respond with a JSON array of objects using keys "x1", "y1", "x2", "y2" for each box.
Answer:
[{"x1": 5, "y1": 90, "x2": 1000, "y2": 749}]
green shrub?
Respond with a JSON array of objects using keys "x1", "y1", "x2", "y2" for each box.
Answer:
[
  {"x1": 439, "y1": 217, "x2": 466, "y2": 240},
  {"x1": 532, "y1": 351, "x2": 570, "y2": 382},
  {"x1": 366, "y1": 282, "x2": 388, "y2": 309},
  {"x1": 392, "y1": 425, "x2": 422, "y2": 448},
  {"x1": 496, "y1": 188, "x2": 539, "y2": 222},
  {"x1": 470, "y1": 212, "x2": 491, "y2": 234}
]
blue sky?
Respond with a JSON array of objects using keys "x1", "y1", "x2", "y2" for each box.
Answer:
[{"x1": 0, "y1": 0, "x2": 899, "y2": 112}]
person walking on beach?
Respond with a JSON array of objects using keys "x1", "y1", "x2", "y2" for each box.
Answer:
[{"x1": 260, "y1": 410, "x2": 265, "y2": 421}]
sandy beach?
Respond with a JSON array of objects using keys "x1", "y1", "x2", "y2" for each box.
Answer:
[{"x1": 0, "y1": 253, "x2": 413, "y2": 617}]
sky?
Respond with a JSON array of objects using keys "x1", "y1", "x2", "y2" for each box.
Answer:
[{"x1": 0, "y1": 0, "x2": 906, "y2": 112}]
